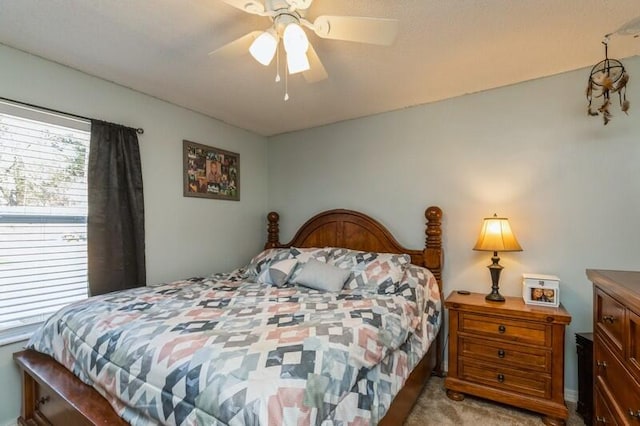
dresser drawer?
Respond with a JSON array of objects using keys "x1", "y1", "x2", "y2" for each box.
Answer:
[
  {"x1": 628, "y1": 309, "x2": 640, "y2": 384},
  {"x1": 459, "y1": 312, "x2": 550, "y2": 346},
  {"x1": 595, "y1": 288, "x2": 625, "y2": 356},
  {"x1": 595, "y1": 383, "x2": 620, "y2": 425},
  {"x1": 459, "y1": 336, "x2": 551, "y2": 373},
  {"x1": 595, "y1": 338, "x2": 640, "y2": 423},
  {"x1": 458, "y1": 358, "x2": 551, "y2": 400}
]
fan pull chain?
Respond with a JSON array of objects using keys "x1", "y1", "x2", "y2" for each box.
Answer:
[
  {"x1": 284, "y1": 67, "x2": 289, "y2": 101},
  {"x1": 275, "y1": 45, "x2": 281, "y2": 83}
]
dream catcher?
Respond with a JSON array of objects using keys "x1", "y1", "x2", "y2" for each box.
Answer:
[
  {"x1": 585, "y1": 14, "x2": 640, "y2": 125},
  {"x1": 586, "y1": 39, "x2": 629, "y2": 125}
]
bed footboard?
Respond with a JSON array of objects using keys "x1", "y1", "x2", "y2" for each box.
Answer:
[{"x1": 13, "y1": 350, "x2": 127, "y2": 426}]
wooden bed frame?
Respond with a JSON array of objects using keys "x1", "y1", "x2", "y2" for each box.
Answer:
[{"x1": 14, "y1": 206, "x2": 444, "y2": 426}]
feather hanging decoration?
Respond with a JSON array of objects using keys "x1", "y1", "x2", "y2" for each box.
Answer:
[
  {"x1": 622, "y1": 99, "x2": 630, "y2": 114},
  {"x1": 586, "y1": 40, "x2": 630, "y2": 125}
]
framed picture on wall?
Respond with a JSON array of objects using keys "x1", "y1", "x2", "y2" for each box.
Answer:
[{"x1": 183, "y1": 140, "x2": 239, "y2": 201}]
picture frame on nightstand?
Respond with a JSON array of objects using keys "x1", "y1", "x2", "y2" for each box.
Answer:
[{"x1": 522, "y1": 273, "x2": 560, "y2": 307}]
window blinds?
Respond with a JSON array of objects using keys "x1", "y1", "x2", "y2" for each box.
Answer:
[{"x1": 0, "y1": 100, "x2": 90, "y2": 340}]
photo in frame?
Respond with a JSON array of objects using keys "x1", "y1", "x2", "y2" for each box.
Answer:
[
  {"x1": 183, "y1": 140, "x2": 239, "y2": 201},
  {"x1": 522, "y1": 273, "x2": 560, "y2": 307}
]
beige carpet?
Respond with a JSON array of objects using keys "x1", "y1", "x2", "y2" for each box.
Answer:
[{"x1": 404, "y1": 377, "x2": 585, "y2": 426}]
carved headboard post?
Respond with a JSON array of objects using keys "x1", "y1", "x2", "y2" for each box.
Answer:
[
  {"x1": 423, "y1": 206, "x2": 443, "y2": 288},
  {"x1": 424, "y1": 205, "x2": 444, "y2": 377},
  {"x1": 265, "y1": 212, "x2": 281, "y2": 249}
]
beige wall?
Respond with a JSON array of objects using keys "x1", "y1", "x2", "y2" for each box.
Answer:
[
  {"x1": 0, "y1": 44, "x2": 269, "y2": 424},
  {"x1": 267, "y1": 55, "x2": 640, "y2": 395}
]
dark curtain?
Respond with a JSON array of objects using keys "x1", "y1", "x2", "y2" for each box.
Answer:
[{"x1": 88, "y1": 120, "x2": 146, "y2": 296}]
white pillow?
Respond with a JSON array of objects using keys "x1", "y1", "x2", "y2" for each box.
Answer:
[
  {"x1": 257, "y1": 258, "x2": 298, "y2": 287},
  {"x1": 293, "y1": 259, "x2": 351, "y2": 292},
  {"x1": 245, "y1": 248, "x2": 292, "y2": 277}
]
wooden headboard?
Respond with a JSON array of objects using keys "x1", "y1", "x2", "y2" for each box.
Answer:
[{"x1": 264, "y1": 206, "x2": 443, "y2": 289}]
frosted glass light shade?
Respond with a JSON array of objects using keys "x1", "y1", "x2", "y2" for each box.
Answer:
[
  {"x1": 473, "y1": 215, "x2": 522, "y2": 252},
  {"x1": 249, "y1": 30, "x2": 278, "y2": 66},
  {"x1": 283, "y1": 23, "x2": 309, "y2": 54},
  {"x1": 287, "y1": 51, "x2": 310, "y2": 74}
]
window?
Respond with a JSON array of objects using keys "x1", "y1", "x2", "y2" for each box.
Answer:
[{"x1": 0, "y1": 100, "x2": 90, "y2": 344}]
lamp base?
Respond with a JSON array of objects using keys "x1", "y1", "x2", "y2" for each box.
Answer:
[
  {"x1": 485, "y1": 290, "x2": 505, "y2": 302},
  {"x1": 485, "y1": 251, "x2": 506, "y2": 303}
]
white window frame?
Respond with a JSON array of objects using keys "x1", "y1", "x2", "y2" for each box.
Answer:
[{"x1": 0, "y1": 100, "x2": 91, "y2": 346}]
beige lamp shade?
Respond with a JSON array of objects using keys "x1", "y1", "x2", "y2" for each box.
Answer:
[{"x1": 473, "y1": 215, "x2": 523, "y2": 252}]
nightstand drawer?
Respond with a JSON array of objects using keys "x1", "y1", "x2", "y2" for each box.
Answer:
[
  {"x1": 459, "y1": 358, "x2": 551, "y2": 400},
  {"x1": 595, "y1": 288, "x2": 625, "y2": 356},
  {"x1": 459, "y1": 336, "x2": 551, "y2": 373},
  {"x1": 460, "y1": 313, "x2": 550, "y2": 346}
]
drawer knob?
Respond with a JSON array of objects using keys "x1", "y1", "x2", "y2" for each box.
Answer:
[
  {"x1": 36, "y1": 396, "x2": 50, "y2": 407},
  {"x1": 603, "y1": 315, "x2": 615, "y2": 324},
  {"x1": 595, "y1": 416, "x2": 607, "y2": 423},
  {"x1": 596, "y1": 360, "x2": 608, "y2": 368},
  {"x1": 629, "y1": 409, "x2": 640, "y2": 419},
  {"x1": 497, "y1": 349, "x2": 505, "y2": 358},
  {"x1": 498, "y1": 325, "x2": 506, "y2": 333},
  {"x1": 497, "y1": 373, "x2": 505, "y2": 383}
]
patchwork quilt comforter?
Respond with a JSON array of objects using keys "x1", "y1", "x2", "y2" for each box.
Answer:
[{"x1": 27, "y1": 267, "x2": 441, "y2": 426}]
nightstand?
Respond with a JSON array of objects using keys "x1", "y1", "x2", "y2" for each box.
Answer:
[
  {"x1": 575, "y1": 332, "x2": 593, "y2": 425},
  {"x1": 444, "y1": 291, "x2": 572, "y2": 426}
]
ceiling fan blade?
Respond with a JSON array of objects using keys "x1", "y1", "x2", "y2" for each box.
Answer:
[
  {"x1": 208, "y1": 31, "x2": 262, "y2": 59},
  {"x1": 613, "y1": 16, "x2": 640, "y2": 36},
  {"x1": 221, "y1": 0, "x2": 267, "y2": 16},
  {"x1": 303, "y1": 44, "x2": 328, "y2": 83},
  {"x1": 312, "y1": 15, "x2": 399, "y2": 45}
]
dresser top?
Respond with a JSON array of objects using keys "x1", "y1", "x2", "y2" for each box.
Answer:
[
  {"x1": 587, "y1": 269, "x2": 640, "y2": 312},
  {"x1": 445, "y1": 291, "x2": 571, "y2": 324},
  {"x1": 586, "y1": 269, "x2": 640, "y2": 291}
]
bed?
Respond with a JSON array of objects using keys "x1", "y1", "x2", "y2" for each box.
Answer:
[{"x1": 13, "y1": 206, "x2": 444, "y2": 426}]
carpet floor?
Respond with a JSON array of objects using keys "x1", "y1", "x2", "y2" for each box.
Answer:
[{"x1": 404, "y1": 377, "x2": 585, "y2": 425}]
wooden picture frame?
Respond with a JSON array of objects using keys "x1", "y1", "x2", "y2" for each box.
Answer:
[{"x1": 183, "y1": 140, "x2": 239, "y2": 201}]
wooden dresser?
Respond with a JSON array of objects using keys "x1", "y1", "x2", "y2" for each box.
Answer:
[
  {"x1": 587, "y1": 269, "x2": 640, "y2": 425},
  {"x1": 444, "y1": 291, "x2": 571, "y2": 425}
]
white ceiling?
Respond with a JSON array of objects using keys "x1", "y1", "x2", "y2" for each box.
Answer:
[{"x1": 0, "y1": 0, "x2": 638, "y2": 136}]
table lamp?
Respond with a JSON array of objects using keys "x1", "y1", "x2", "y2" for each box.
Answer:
[{"x1": 473, "y1": 214, "x2": 523, "y2": 302}]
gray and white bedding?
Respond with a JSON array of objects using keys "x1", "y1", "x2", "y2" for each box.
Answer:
[{"x1": 27, "y1": 247, "x2": 441, "y2": 425}]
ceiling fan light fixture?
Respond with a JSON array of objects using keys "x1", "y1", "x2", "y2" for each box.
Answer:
[
  {"x1": 283, "y1": 23, "x2": 309, "y2": 54},
  {"x1": 249, "y1": 29, "x2": 278, "y2": 66},
  {"x1": 286, "y1": 50, "x2": 310, "y2": 74}
]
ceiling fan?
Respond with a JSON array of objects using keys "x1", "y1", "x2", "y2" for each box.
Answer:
[{"x1": 209, "y1": 0, "x2": 399, "y2": 84}]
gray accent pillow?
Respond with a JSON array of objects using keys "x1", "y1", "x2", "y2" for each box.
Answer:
[{"x1": 293, "y1": 259, "x2": 351, "y2": 292}]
